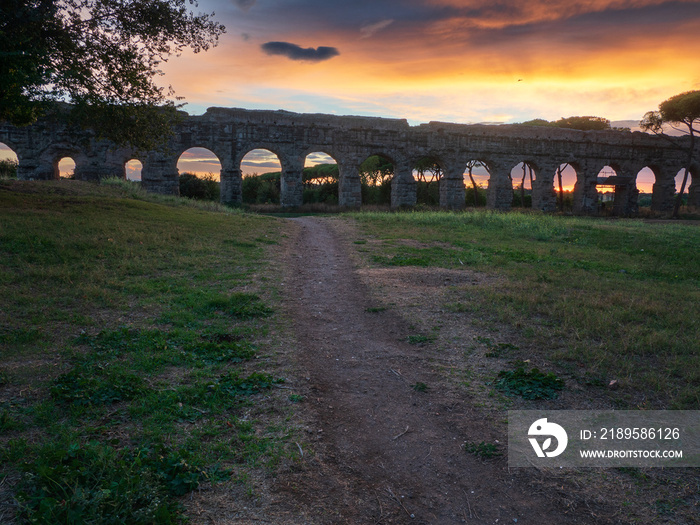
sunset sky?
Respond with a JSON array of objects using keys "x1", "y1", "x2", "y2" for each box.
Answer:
[
  {"x1": 167, "y1": 0, "x2": 700, "y2": 124},
  {"x1": 167, "y1": 0, "x2": 700, "y2": 190},
  {"x1": 3, "y1": 0, "x2": 699, "y2": 191}
]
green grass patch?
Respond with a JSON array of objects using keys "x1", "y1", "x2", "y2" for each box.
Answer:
[
  {"x1": 494, "y1": 367, "x2": 565, "y2": 400},
  {"x1": 0, "y1": 180, "x2": 290, "y2": 523},
  {"x1": 464, "y1": 441, "x2": 502, "y2": 459},
  {"x1": 365, "y1": 306, "x2": 387, "y2": 313},
  {"x1": 352, "y1": 210, "x2": 700, "y2": 409}
]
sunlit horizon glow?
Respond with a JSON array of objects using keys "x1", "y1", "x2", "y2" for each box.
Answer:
[{"x1": 156, "y1": 0, "x2": 700, "y2": 127}]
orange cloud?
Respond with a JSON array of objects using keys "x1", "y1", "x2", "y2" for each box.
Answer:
[{"x1": 159, "y1": 0, "x2": 700, "y2": 128}]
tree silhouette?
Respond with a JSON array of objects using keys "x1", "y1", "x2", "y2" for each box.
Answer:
[
  {"x1": 0, "y1": 0, "x2": 225, "y2": 149},
  {"x1": 641, "y1": 91, "x2": 700, "y2": 218}
]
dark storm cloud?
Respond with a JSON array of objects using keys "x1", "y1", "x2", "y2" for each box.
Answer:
[{"x1": 261, "y1": 42, "x2": 340, "y2": 62}]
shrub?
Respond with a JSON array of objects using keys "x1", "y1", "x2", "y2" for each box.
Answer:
[
  {"x1": 0, "y1": 159, "x2": 18, "y2": 179},
  {"x1": 179, "y1": 172, "x2": 220, "y2": 201},
  {"x1": 242, "y1": 173, "x2": 280, "y2": 204}
]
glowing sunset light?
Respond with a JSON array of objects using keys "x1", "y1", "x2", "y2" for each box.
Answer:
[
  {"x1": 157, "y1": 0, "x2": 700, "y2": 128},
  {"x1": 177, "y1": 148, "x2": 222, "y2": 179}
]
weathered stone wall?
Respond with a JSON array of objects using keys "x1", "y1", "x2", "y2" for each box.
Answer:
[{"x1": 1, "y1": 107, "x2": 697, "y2": 214}]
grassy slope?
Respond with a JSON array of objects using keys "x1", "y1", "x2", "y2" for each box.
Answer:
[
  {"x1": 353, "y1": 210, "x2": 700, "y2": 409},
  {"x1": 0, "y1": 180, "x2": 295, "y2": 523},
  {"x1": 2, "y1": 183, "x2": 698, "y2": 522}
]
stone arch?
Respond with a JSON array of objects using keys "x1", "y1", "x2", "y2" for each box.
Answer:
[
  {"x1": 237, "y1": 146, "x2": 284, "y2": 172},
  {"x1": 594, "y1": 164, "x2": 618, "y2": 213},
  {"x1": 359, "y1": 153, "x2": 396, "y2": 207},
  {"x1": 463, "y1": 160, "x2": 490, "y2": 207},
  {"x1": 675, "y1": 167, "x2": 692, "y2": 195},
  {"x1": 39, "y1": 144, "x2": 86, "y2": 180},
  {"x1": 303, "y1": 151, "x2": 339, "y2": 205},
  {"x1": 177, "y1": 147, "x2": 222, "y2": 180},
  {"x1": 239, "y1": 148, "x2": 283, "y2": 205},
  {"x1": 125, "y1": 159, "x2": 143, "y2": 181},
  {"x1": 58, "y1": 157, "x2": 76, "y2": 178},
  {"x1": 634, "y1": 167, "x2": 657, "y2": 209},
  {"x1": 510, "y1": 161, "x2": 537, "y2": 208},
  {"x1": 0, "y1": 142, "x2": 19, "y2": 178},
  {"x1": 552, "y1": 163, "x2": 578, "y2": 212},
  {"x1": 39, "y1": 144, "x2": 84, "y2": 180},
  {"x1": 412, "y1": 154, "x2": 445, "y2": 206},
  {"x1": 674, "y1": 167, "x2": 695, "y2": 211}
]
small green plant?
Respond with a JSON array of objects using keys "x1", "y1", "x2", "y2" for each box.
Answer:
[
  {"x1": 411, "y1": 382, "x2": 429, "y2": 392},
  {"x1": 288, "y1": 394, "x2": 305, "y2": 403},
  {"x1": 365, "y1": 306, "x2": 387, "y2": 313},
  {"x1": 495, "y1": 367, "x2": 565, "y2": 400},
  {"x1": 206, "y1": 293, "x2": 273, "y2": 319},
  {"x1": 464, "y1": 441, "x2": 502, "y2": 459}
]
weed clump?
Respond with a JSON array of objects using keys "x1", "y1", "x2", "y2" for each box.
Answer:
[
  {"x1": 494, "y1": 367, "x2": 564, "y2": 400},
  {"x1": 51, "y1": 366, "x2": 144, "y2": 406},
  {"x1": 464, "y1": 441, "x2": 502, "y2": 459},
  {"x1": 15, "y1": 441, "x2": 212, "y2": 524}
]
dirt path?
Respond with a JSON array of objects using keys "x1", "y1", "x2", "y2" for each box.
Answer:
[{"x1": 274, "y1": 217, "x2": 586, "y2": 525}]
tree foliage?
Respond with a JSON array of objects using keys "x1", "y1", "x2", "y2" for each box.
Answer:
[
  {"x1": 303, "y1": 164, "x2": 338, "y2": 186},
  {"x1": 554, "y1": 116, "x2": 611, "y2": 131},
  {"x1": 518, "y1": 116, "x2": 612, "y2": 131},
  {"x1": 0, "y1": 0, "x2": 225, "y2": 149},
  {"x1": 640, "y1": 90, "x2": 700, "y2": 136},
  {"x1": 359, "y1": 155, "x2": 394, "y2": 187},
  {"x1": 641, "y1": 90, "x2": 700, "y2": 217}
]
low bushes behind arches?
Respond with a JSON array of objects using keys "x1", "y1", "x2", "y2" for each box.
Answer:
[
  {"x1": 177, "y1": 148, "x2": 222, "y2": 201},
  {"x1": 240, "y1": 149, "x2": 281, "y2": 205},
  {"x1": 0, "y1": 142, "x2": 18, "y2": 178}
]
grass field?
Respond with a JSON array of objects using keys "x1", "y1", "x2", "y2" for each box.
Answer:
[
  {"x1": 0, "y1": 180, "x2": 294, "y2": 523},
  {"x1": 1, "y1": 181, "x2": 698, "y2": 522},
  {"x1": 352, "y1": 210, "x2": 700, "y2": 410}
]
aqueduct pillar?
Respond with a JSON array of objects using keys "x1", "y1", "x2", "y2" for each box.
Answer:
[
  {"x1": 486, "y1": 160, "x2": 514, "y2": 210},
  {"x1": 338, "y1": 160, "x2": 362, "y2": 208},
  {"x1": 439, "y1": 160, "x2": 467, "y2": 210}
]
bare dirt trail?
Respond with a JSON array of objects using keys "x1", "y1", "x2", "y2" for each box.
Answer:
[{"x1": 274, "y1": 216, "x2": 587, "y2": 525}]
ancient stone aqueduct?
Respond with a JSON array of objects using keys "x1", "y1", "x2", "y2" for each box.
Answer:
[{"x1": 1, "y1": 107, "x2": 698, "y2": 214}]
